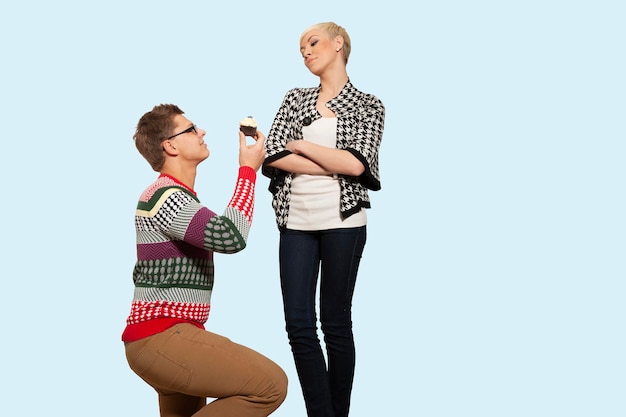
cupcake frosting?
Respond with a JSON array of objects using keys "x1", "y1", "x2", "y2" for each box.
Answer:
[{"x1": 240, "y1": 116, "x2": 257, "y2": 128}]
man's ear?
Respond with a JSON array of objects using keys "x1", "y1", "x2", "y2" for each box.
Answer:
[{"x1": 162, "y1": 140, "x2": 179, "y2": 156}]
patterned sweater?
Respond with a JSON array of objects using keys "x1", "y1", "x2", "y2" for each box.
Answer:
[
  {"x1": 122, "y1": 166, "x2": 257, "y2": 343},
  {"x1": 262, "y1": 80, "x2": 385, "y2": 228}
]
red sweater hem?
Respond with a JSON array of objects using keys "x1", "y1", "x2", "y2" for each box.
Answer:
[{"x1": 121, "y1": 318, "x2": 205, "y2": 343}]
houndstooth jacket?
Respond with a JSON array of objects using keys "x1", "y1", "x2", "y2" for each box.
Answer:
[{"x1": 262, "y1": 80, "x2": 385, "y2": 229}]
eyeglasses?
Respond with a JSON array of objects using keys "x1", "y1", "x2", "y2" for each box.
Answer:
[{"x1": 166, "y1": 124, "x2": 198, "y2": 140}]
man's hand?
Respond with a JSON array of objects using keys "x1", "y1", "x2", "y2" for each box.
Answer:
[{"x1": 238, "y1": 130, "x2": 266, "y2": 171}]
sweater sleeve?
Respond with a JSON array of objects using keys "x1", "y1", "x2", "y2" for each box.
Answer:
[{"x1": 167, "y1": 166, "x2": 257, "y2": 254}]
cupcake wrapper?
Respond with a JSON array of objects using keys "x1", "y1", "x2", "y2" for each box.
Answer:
[{"x1": 240, "y1": 126, "x2": 257, "y2": 137}]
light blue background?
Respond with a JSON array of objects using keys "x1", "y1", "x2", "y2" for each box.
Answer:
[{"x1": 1, "y1": 1, "x2": 623, "y2": 416}]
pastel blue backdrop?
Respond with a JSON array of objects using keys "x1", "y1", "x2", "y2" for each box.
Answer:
[{"x1": 1, "y1": 1, "x2": 623, "y2": 416}]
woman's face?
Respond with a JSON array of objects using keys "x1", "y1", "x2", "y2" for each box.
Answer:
[{"x1": 299, "y1": 29, "x2": 341, "y2": 76}]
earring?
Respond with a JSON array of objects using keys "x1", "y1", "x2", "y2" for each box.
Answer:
[{"x1": 336, "y1": 48, "x2": 340, "y2": 52}]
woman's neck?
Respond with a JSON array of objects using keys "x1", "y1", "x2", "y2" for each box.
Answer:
[{"x1": 319, "y1": 71, "x2": 349, "y2": 98}]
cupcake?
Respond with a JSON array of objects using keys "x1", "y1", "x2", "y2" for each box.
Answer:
[{"x1": 239, "y1": 116, "x2": 258, "y2": 137}]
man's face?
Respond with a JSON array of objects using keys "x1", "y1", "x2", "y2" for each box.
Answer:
[{"x1": 164, "y1": 114, "x2": 209, "y2": 163}]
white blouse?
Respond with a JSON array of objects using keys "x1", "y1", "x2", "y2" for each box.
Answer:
[{"x1": 287, "y1": 117, "x2": 367, "y2": 230}]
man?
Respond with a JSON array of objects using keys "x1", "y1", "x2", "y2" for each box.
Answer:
[{"x1": 122, "y1": 104, "x2": 286, "y2": 417}]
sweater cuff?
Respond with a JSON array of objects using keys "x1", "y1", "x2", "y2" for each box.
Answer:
[{"x1": 239, "y1": 165, "x2": 257, "y2": 182}]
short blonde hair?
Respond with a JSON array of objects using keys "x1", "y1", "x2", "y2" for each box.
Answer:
[{"x1": 302, "y1": 21, "x2": 351, "y2": 63}]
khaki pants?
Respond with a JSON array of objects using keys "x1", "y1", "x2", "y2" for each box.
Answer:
[{"x1": 125, "y1": 323, "x2": 287, "y2": 417}]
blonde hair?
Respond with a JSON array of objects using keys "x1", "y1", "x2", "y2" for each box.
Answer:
[{"x1": 302, "y1": 21, "x2": 351, "y2": 63}]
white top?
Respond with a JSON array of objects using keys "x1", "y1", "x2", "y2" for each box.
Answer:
[{"x1": 287, "y1": 117, "x2": 367, "y2": 230}]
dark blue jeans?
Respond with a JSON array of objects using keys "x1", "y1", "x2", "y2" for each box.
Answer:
[{"x1": 279, "y1": 226, "x2": 367, "y2": 417}]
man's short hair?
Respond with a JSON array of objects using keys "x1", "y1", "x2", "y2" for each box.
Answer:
[{"x1": 133, "y1": 104, "x2": 184, "y2": 171}]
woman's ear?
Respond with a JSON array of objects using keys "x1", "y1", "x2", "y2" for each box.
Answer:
[{"x1": 335, "y1": 35, "x2": 344, "y2": 52}]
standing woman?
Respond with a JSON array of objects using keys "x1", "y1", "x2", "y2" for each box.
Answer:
[{"x1": 262, "y1": 22, "x2": 385, "y2": 417}]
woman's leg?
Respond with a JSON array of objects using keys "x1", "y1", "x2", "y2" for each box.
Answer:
[
  {"x1": 319, "y1": 226, "x2": 366, "y2": 417},
  {"x1": 279, "y1": 228, "x2": 333, "y2": 417},
  {"x1": 125, "y1": 323, "x2": 287, "y2": 417}
]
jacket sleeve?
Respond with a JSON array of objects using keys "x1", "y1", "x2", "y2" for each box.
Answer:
[
  {"x1": 262, "y1": 89, "x2": 299, "y2": 178},
  {"x1": 346, "y1": 94, "x2": 385, "y2": 191}
]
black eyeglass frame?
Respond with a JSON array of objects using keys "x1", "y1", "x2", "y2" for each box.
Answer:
[{"x1": 166, "y1": 124, "x2": 198, "y2": 140}]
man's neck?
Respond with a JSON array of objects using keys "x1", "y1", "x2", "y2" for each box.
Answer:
[{"x1": 160, "y1": 165, "x2": 197, "y2": 191}]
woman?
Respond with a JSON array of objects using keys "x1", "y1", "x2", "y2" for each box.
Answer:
[{"x1": 262, "y1": 22, "x2": 385, "y2": 417}]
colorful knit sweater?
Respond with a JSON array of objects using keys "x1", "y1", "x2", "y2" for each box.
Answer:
[{"x1": 122, "y1": 166, "x2": 257, "y2": 343}]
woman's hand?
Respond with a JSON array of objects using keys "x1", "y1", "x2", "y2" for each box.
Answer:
[{"x1": 286, "y1": 139, "x2": 301, "y2": 154}]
